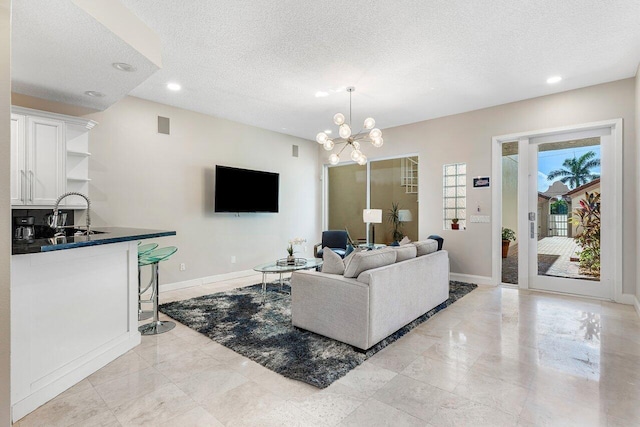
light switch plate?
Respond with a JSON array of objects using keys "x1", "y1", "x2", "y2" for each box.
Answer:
[{"x1": 470, "y1": 215, "x2": 491, "y2": 223}]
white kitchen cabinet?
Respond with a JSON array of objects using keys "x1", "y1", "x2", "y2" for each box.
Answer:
[
  {"x1": 27, "y1": 116, "x2": 65, "y2": 205},
  {"x1": 11, "y1": 107, "x2": 97, "y2": 207}
]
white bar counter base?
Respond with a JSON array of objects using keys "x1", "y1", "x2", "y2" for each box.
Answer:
[{"x1": 11, "y1": 241, "x2": 140, "y2": 422}]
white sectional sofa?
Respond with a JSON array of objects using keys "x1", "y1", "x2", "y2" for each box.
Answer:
[{"x1": 291, "y1": 241, "x2": 449, "y2": 350}]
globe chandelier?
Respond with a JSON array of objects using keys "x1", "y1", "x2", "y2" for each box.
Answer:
[{"x1": 316, "y1": 86, "x2": 383, "y2": 165}]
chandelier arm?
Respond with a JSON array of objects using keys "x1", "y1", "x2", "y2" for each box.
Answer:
[
  {"x1": 336, "y1": 143, "x2": 350, "y2": 156},
  {"x1": 349, "y1": 90, "x2": 352, "y2": 126}
]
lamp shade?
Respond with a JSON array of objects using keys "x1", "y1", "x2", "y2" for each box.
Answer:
[
  {"x1": 398, "y1": 209, "x2": 413, "y2": 222},
  {"x1": 363, "y1": 209, "x2": 383, "y2": 224}
]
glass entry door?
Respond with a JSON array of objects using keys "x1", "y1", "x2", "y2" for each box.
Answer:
[{"x1": 526, "y1": 133, "x2": 611, "y2": 299}]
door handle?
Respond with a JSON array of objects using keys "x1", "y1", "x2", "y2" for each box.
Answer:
[
  {"x1": 20, "y1": 170, "x2": 26, "y2": 203},
  {"x1": 28, "y1": 170, "x2": 34, "y2": 202},
  {"x1": 530, "y1": 222, "x2": 535, "y2": 239}
]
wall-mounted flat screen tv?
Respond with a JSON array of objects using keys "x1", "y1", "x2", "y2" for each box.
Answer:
[{"x1": 214, "y1": 165, "x2": 279, "y2": 213}]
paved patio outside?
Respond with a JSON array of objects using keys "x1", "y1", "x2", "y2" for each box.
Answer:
[{"x1": 502, "y1": 236, "x2": 599, "y2": 284}]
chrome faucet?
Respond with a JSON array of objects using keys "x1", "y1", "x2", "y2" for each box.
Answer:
[{"x1": 51, "y1": 192, "x2": 91, "y2": 235}]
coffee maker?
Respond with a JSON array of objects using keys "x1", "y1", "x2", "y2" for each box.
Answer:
[{"x1": 14, "y1": 216, "x2": 35, "y2": 242}]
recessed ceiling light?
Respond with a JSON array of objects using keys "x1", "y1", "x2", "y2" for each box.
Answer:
[
  {"x1": 315, "y1": 91, "x2": 329, "y2": 97},
  {"x1": 167, "y1": 82, "x2": 182, "y2": 91},
  {"x1": 324, "y1": 130, "x2": 332, "y2": 134},
  {"x1": 546, "y1": 76, "x2": 562, "y2": 84},
  {"x1": 112, "y1": 62, "x2": 136, "y2": 72},
  {"x1": 84, "y1": 90, "x2": 104, "y2": 97}
]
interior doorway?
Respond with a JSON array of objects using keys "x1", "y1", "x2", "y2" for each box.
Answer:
[{"x1": 492, "y1": 120, "x2": 622, "y2": 301}]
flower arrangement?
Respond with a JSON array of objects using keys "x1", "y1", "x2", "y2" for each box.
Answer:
[{"x1": 287, "y1": 237, "x2": 306, "y2": 256}]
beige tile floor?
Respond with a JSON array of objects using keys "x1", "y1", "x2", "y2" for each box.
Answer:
[{"x1": 14, "y1": 274, "x2": 640, "y2": 426}]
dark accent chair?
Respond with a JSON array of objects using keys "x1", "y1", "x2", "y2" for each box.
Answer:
[
  {"x1": 428, "y1": 234, "x2": 444, "y2": 251},
  {"x1": 314, "y1": 230, "x2": 349, "y2": 258}
]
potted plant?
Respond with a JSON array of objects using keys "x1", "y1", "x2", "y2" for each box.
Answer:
[
  {"x1": 451, "y1": 218, "x2": 460, "y2": 230},
  {"x1": 287, "y1": 237, "x2": 306, "y2": 264},
  {"x1": 501, "y1": 227, "x2": 516, "y2": 258},
  {"x1": 386, "y1": 202, "x2": 404, "y2": 243}
]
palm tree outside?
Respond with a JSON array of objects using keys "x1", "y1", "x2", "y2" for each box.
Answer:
[{"x1": 546, "y1": 151, "x2": 600, "y2": 189}]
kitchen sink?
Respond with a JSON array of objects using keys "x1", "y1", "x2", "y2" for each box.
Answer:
[{"x1": 35, "y1": 226, "x2": 107, "y2": 239}]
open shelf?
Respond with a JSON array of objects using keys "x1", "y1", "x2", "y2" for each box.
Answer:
[{"x1": 67, "y1": 150, "x2": 91, "y2": 157}]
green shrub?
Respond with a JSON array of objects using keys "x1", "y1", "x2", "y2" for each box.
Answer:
[{"x1": 571, "y1": 191, "x2": 600, "y2": 277}]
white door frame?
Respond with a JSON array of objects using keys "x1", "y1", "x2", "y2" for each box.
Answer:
[{"x1": 491, "y1": 119, "x2": 623, "y2": 302}]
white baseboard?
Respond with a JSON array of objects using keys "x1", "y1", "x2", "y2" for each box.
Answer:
[
  {"x1": 450, "y1": 273, "x2": 494, "y2": 286},
  {"x1": 617, "y1": 293, "x2": 636, "y2": 305},
  {"x1": 160, "y1": 269, "x2": 256, "y2": 292}
]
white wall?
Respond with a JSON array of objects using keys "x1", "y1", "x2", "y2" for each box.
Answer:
[
  {"x1": 636, "y1": 65, "x2": 640, "y2": 307},
  {"x1": 321, "y1": 79, "x2": 637, "y2": 294},
  {"x1": 12, "y1": 95, "x2": 322, "y2": 286},
  {"x1": 0, "y1": 0, "x2": 11, "y2": 424}
]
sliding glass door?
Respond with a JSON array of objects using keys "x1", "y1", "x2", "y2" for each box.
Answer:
[{"x1": 326, "y1": 155, "x2": 419, "y2": 245}]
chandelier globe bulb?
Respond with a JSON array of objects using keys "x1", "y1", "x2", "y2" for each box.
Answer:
[
  {"x1": 363, "y1": 117, "x2": 375, "y2": 130},
  {"x1": 323, "y1": 139, "x2": 335, "y2": 151},
  {"x1": 372, "y1": 137, "x2": 384, "y2": 148},
  {"x1": 339, "y1": 123, "x2": 352, "y2": 139},
  {"x1": 316, "y1": 132, "x2": 328, "y2": 144}
]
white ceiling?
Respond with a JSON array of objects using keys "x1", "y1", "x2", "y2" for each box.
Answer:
[
  {"x1": 11, "y1": 0, "x2": 160, "y2": 110},
  {"x1": 14, "y1": 1, "x2": 640, "y2": 140}
]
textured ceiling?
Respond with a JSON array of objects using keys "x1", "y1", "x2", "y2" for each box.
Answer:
[
  {"x1": 11, "y1": 0, "x2": 160, "y2": 110},
  {"x1": 14, "y1": 1, "x2": 640, "y2": 138}
]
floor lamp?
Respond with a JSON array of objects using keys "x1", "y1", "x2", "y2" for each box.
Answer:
[{"x1": 363, "y1": 209, "x2": 383, "y2": 246}]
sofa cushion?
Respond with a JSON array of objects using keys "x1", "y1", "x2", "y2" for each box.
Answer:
[
  {"x1": 393, "y1": 244, "x2": 417, "y2": 262},
  {"x1": 344, "y1": 247, "x2": 397, "y2": 278},
  {"x1": 321, "y1": 247, "x2": 345, "y2": 275},
  {"x1": 413, "y1": 239, "x2": 438, "y2": 256},
  {"x1": 356, "y1": 270, "x2": 372, "y2": 284},
  {"x1": 399, "y1": 236, "x2": 411, "y2": 245}
]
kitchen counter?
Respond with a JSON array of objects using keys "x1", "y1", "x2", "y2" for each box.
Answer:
[
  {"x1": 11, "y1": 228, "x2": 176, "y2": 421},
  {"x1": 12, "y1": 227, "x2": 176, "y2": 255}
]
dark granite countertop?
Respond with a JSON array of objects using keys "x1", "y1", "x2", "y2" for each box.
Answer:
[{"x1": 12, "y1": 227, "x2": 176, "y2": 255}]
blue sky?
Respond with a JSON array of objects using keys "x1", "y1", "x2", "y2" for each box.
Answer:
[{"x1": 538, "y1": 145, "x2": 601, "y2": 192}]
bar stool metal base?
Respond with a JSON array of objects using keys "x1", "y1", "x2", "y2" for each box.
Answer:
[
  {"x1": 138, "y1": 310, "x2": 153, "y2": 321},
  {"x1": 139, "y1": 320, "x2": 175, "y2": 335}
]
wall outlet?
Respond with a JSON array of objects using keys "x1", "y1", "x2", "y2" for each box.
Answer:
[
  {"x1": 231, "y1": 256, "x2": 236, "y2": 264},
  {"x1": 179, "y1": 263, "x2": 186, "y2": 271}
]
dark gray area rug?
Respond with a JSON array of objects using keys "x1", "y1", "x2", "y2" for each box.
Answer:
[{"x1": 160, "y1": 280, "x2": 477, "y2": 388}]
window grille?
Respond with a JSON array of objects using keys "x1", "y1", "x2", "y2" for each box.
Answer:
[{"x1": 443, "y1": 163, "x2": 466, "y2": 230}]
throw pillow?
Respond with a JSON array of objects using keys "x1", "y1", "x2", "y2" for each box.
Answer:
[
  {"x1": 399, "y1": 236, "x2": 411, "y2": 245},
  {"x1": 413, "y1": 239, "x2": 438, "y2": 256},
  {"x1": 343, "y1": 247, "x2": 363, "y2": 271},
  {"x1": 343, "y1": 248, "x2": 397, "y2": 278},
  {"x1": 394, "y1": 244, "x2": 417, "y2": 262},
  {"x1": 321, "y1": 247, "x2": 345, "y2": 275}
]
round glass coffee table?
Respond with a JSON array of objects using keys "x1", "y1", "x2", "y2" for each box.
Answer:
[{"x1": 253, "y1": 258, "x2": 323, "y2": 302}]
